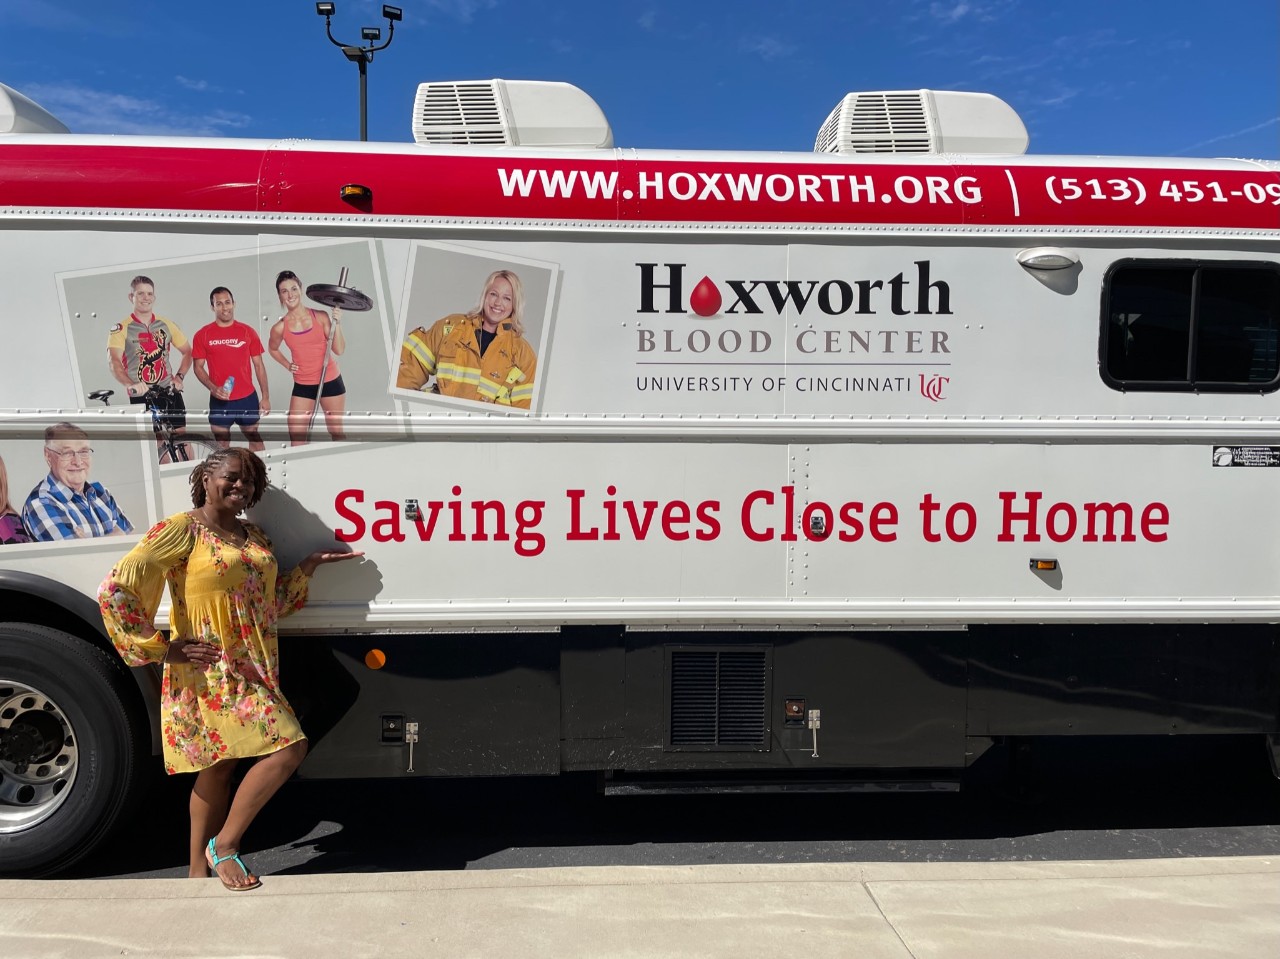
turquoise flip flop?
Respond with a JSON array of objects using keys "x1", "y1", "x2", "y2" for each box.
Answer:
[{"x1": 205, "y1": 837, "x2": 263, "y2": 891}]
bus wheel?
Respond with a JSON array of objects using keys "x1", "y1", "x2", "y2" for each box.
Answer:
[{"x1": 0, "y1": 623, "x2": 148, "y2": 876}]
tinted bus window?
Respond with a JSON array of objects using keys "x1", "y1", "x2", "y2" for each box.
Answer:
[{"x1": 1103, "y1": 262, "x2": 1280, "y2": 392}]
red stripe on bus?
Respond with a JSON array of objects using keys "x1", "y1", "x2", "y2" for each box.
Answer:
[{"x1": 2, "y1": 145, "x2": 1277, "y2": 230}]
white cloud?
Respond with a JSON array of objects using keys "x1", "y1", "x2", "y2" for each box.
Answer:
[
  {"x1": 426, "y1": 0, "x2": 497, "y2": 23},
  {"x1": 1051, "y1": 29, "x2": 1136, "y2": 54},
  {"x1": 972, "y1": 52, "x2": 1056, "y2": 80},
  {"x1": 930, "y1": 2, "x2": 971, "y2": 23},
  {"x1": 175, "y1": 76, "x2": 215, "y2": 93},
  {"x1": 916, "y1": 0, "x2": 1019, "y2": 25},
  {"x1": 1035, "y1": 87, "x2": 1081, "y2": 108},
  {"x1": 1174, "y1": 116, "x2": 1280, "y2": 156},
  {"x1": 638, "y1": 10, "x2": 657, "y2": 30},
  {"x1": 0, "y1": 0, "x2": 95, "y2": 31},
  {"x1": 23, "y1": 82, "x2": 251, "y2": 137},
  {"x1": 739, "y1": 36, "x2": 797, "y2": 61}
]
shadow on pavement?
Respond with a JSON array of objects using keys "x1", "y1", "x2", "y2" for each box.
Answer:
[{"x1": 67, "y1": 734, "x2": 1280, "y2": 879}]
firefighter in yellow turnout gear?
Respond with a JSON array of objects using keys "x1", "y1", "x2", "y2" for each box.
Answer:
[{"x1": 395, "y1": 270, "x2": 537, "y2": 410}]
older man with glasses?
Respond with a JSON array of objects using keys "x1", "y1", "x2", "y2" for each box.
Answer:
[{"x1": 22, "y1": 423, "x2": 133, "y2": 541}]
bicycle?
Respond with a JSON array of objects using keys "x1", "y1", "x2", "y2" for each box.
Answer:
[{"x1": 88, "y1": 386, "x2": 219, "y2": 464}]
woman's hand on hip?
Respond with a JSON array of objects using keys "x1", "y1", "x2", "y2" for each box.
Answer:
[{"x1": 165, "y1": 639, "x2": 221, "y2": 667}]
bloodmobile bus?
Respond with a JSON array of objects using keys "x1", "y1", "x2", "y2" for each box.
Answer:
[{"x1": 1, "y1": 80, "x2": 1278, "y2": 875}]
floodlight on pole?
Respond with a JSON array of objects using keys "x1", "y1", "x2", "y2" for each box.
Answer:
[{"x1": 315, "y1": 2, "x2": 400, "y2": 141}]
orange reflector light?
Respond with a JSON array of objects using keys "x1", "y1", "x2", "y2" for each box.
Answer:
[
  {"x1": 364, "y1": 648, "x2": 387, "y2": 669},
  {"x1": 340, "y1": 183, "x2": 373, "y2": 201},
  {"x1": 1029, "y1": 558, "x2": 1058, "y2": 571}
]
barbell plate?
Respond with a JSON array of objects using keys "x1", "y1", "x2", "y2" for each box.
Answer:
[{"x1": 306, "y1": 284, "x2": 374, "y2": 312}]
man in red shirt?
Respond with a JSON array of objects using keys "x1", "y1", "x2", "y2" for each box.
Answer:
[{"x1": 191, "y1": 287, "x2": 271, "y2": 450}]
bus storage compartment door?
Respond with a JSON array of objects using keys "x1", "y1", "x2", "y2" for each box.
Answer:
[
  {"x1": 309, "y1": 633, "x2": 560, "y2": 778},
  {"x1": 771, "y1": 631, "x2": 968, "y2": 768}
]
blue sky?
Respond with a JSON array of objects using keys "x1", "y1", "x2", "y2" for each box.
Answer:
[{"x1": 5, "y1": 0, "x2": 1278, "y2": 159}]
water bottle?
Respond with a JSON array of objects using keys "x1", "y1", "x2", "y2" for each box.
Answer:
[{"x1": 220, "y1": 375, "x2": 235, "y2": 396}]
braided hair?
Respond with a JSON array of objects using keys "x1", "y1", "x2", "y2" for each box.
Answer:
[{"x1": 189, "y1": 448, "x2": 268, "y2": 509}]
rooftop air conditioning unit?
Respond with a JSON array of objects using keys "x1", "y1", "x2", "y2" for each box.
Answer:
[
  {"x1": 0, "y1": 83, "x2": 69, "y2": 136},
  {"x1": 412, "y1": 79, "x2": 613, "y2": 149},
  {"x1": 814, "y1": 89, "x2": 1027, "y2": 156}
]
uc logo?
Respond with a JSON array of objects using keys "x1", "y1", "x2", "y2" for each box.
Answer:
[{"x1": 920, "y1": 374, "x2": 949, "y2": 402}]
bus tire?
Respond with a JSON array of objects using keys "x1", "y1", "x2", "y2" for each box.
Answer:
[{"x1": 0, "y1": 622, "x2": 149, "y2": 877}]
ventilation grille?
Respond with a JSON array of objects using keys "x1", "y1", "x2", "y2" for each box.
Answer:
[
  {"x1": 412, "y1": 81, "x2": 509, "y2": 145},
  {"x1": 669, "y1": 650, "x2": 768, "y2": 748},
  {"x1": 815, "y1": 92, "x2": 932, "y2": 155}
]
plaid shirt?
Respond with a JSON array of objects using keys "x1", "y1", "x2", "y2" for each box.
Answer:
[{"x1": 22, "y1": 474, "x2": 134, "y2": 541}]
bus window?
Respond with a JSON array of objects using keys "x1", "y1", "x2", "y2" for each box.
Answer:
[{"x1": 1102, "y1": 261, "x2": 1280, "y2": 392}]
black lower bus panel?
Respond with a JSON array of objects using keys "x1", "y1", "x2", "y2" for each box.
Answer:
[{"x1": 281, "y1": 623, "x2": 1280, "y2": 782}]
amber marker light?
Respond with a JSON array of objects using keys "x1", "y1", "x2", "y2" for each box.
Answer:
[
  {"x1": 364, "y1": 648, "x2": 387, "y2": 669},
  {"x1": 1029, "y1": 558, "x2": 1058, "y2": 571},
  {"x1": 340, "y1": 183, "x2": 373, "y2": 201}
]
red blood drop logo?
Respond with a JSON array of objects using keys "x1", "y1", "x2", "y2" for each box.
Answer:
[{"x1": 689, "y1": 276, "x2": 722, "y2": 317}]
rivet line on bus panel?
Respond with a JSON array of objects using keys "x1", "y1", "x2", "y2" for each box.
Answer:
[{"x1": 7, "y1": 206, "x2": 1271, "y2": 241}]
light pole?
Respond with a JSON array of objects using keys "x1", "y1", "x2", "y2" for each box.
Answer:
[{"x1": 315, "y1": 3, "x2": 402, "y2": 141}]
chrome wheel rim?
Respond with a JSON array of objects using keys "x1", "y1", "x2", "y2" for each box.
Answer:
[{"x1": 0, "y1": 680, "x2": 78, "y2": 833}]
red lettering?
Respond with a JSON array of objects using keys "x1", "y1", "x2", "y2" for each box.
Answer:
[
  {"x1": 371, "y1": 499, "x2": 405, "y2": 543},
  {"x1": 447, "y1": 486, "x2": 466, "y2": 541},
  {"x1": 413, "y1": 501, "x2": 443, "y2": 540},
  {"x1": 1001, "y1": 492, "x2": 1166, "y2": 543},
  {"x1": 837, "y1": 502, "x2": 865, "y2": 541},
  {"x1": 780, "y1": 485, "x2": 798, "y2": 542},
  {"x1": 999, "y1": 491, "x2": 1042, "y2": 542},
  {"x1": 566, "y1": 488, "x2": 599, "y2": 540},
  {"x1": 1141, "y1": 502, "x2": 1169, "y2": 542},
  {"x1": 623, "y1": 500, "x2": 659, "y2": 538},
  {"x1": 513, "y1": 499, "x2": 546, "y2": 557},
  {"x1": 869, "y1": 502, "x2": 898, "y2": 542},
  {"x1": 741, "y1": 489, "x2": 774, "y2": 541},
  {"x1": 695, "y1": 501, "x2": 721, "y2": 540},
  {"x1": 1082, "y1": 502, "x2": 1136, "y2": 542},
  {"x1": 334, "y1": 488, "x2": 365, "y2": 542},
  {"x1": 603, "y1": 485, "x2": 621, "y2": 541},
  {"x1": 1046, "y1": 502, "x2": 1077, "y2": 543},
  {"x1": 661, "y1": 500, "x2": 691, "y2": 540},
  {"x1": 945, "y1": 502, "x2": 976, "y2": 542},
  {"x1": 471, "y1": 500, "x2": 507, "y2": 542},
  {"x1": 919, "y1": 493, "x2": 941, "y2": 542}
]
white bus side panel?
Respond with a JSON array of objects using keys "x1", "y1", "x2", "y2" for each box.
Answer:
[{"x1": 1, "y1": 225, "x2": 1277, "y2": 627}]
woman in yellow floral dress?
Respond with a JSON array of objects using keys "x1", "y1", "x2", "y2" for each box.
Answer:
[{"x1": 99, "y1": 447, "x2": 361, "y2": 890}]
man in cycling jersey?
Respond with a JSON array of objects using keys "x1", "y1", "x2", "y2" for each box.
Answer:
[{"x1": 106, "y1": 275, "x2": 194, "y2": 462}]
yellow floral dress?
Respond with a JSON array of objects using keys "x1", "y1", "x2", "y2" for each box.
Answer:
[{"x1": 98, "y1": 512, "x2": 310, "y2": 774}]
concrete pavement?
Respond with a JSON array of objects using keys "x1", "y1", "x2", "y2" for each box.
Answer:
[{"x1": 1, "y1": 856, "x2": 1277, "y2": 958}]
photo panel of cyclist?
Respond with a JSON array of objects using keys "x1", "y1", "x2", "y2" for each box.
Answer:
[{"x1": 56, "y1": 238, "x2": 396, "y2": 467}]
